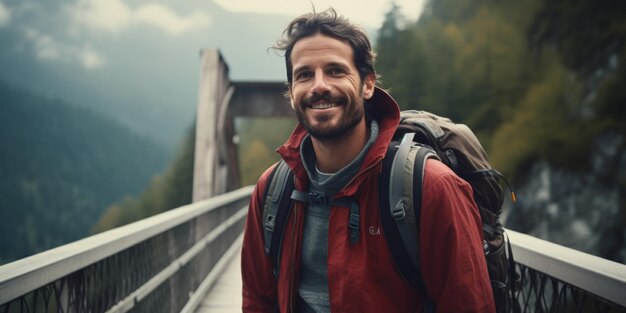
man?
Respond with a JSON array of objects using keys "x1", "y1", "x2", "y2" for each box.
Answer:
[{"x1": 242, "y1": 8, "x2": 495, "y2": 313}]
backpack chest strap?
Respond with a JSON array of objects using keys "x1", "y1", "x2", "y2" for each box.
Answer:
[{"x1": 291, "y1": 190, "x2": 361, "y2": 244}]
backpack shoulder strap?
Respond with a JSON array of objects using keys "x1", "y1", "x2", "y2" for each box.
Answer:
[
  {"x1": 380, "y1": 133, "x2": 439, "y2": 289},
  {"x1": 261, "y1": 160, "x2": 295, "y2": 278},
  {"x1": 389, "y1": 133, "x2": 421, "y2": 270}
]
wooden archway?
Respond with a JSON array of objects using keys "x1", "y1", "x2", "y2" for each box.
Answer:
[{"x1": 192, "y1": 49, "x2": 294, "y2": 201}]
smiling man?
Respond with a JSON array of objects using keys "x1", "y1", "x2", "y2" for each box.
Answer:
[
  {"x1": 289, "y1": 32, "x2": 375, "y2": 173},
  {"x1": 241, "y1": 8, "x2": 495, "y2": 313}
]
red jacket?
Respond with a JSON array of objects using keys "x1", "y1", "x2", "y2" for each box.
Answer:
[{"x1": 242, "y1": 88, "x2": 495, "y2": 313}]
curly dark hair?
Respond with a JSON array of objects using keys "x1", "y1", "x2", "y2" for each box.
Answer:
[{"x1": 273, "y1": 8, "x2": 377, "y2": 86}]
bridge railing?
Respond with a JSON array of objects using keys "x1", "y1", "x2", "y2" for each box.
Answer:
[
  {"x1": 0, "y1": 185, "x2": 253, "y2": 313},
  {"x1": 2, "y1": 185, "x2": 626, "y2": 313},
  {"x1": 507, "y1": 229, "x2": 626, "y2": 313}
]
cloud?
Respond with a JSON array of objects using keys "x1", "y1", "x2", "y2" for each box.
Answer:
[
  {"x1": 25, "y1": 28, "x2": 61, "y2": 60},
  {"x1": 24, "y1": 28, "x2": 105, "y2": 70},
  {"x1": 212, "y1": 0, "x2": 424, "y2": 29},
  {"x1": 70, "y1": 0, "x2": 132, "y2": 33},
  {"x1": 134, "y1": 4, "x2": 210, "y2": 36},
  {"x1": 0, "y1": 1, "x2": 11, "y2": 27},
  {"x1": 77, "y1": 46, "x2": 105, "y2": 69},
  {"x1": 68, "y1": 0, "x2": 210, "y2": 36}
]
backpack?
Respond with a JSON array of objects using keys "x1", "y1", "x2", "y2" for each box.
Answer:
[{"x1": 261, "y1": 110, "x2": 519, "y2": 313}]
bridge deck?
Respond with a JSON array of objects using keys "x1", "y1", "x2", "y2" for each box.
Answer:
[{"x1": 195, "y1": 242, "x2": 243, "y2": 313}]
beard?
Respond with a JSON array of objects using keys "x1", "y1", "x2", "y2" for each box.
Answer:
[{"x1": 296, "y1": 90, "x2": 365, "y2": 141}]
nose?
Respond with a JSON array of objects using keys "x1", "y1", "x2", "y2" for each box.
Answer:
[{"x1": 311, "y1": 70, "x2": 331, "y2": 95}]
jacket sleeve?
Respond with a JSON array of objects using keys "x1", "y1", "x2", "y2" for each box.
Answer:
[
  {"x1": 242, "y1": 165, "x2": 279, "y2": 313},
  {"x1": 419, "y1": 159, "x2": 496, "y2": 313}
]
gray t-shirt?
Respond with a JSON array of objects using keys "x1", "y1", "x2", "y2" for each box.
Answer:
[{"x1": 297, "y1": 120, "x2": 379, "y2": 312}]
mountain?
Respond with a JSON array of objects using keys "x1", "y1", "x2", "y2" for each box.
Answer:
[
  {"x1": 0, "y1": 0, "x2": 292, "y2": 151},
  {"x1": 0, "y1": 81, "x2": 169, "y2": 263}
]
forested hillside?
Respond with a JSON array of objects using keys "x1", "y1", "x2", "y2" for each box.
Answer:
[
  {"x1": 0, "y1": 82, "x2": 169, "y2": 263},
  {"x1": 92, "y1": 125, "x2": 196, "y2": 233},
  {"x1": 376, "y1": 0, "x2": 625, "y2": 177},
  {"x1": 93, "y1": 117, "x2": 295, "y2": 232},
  {"x1": 375, "y1": 0, "x2": 626, "y2": 261}
]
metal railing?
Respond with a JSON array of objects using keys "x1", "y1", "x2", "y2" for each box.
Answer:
[
  {"x1": 2, "y1": 185, "x2": 626, "y2": 313},
  {"x1": 507, "y1": 229, "x2": 626, "y2": 312},
  {"x1": 0, "y1": 186, "x2": 253, "y2": 313}
]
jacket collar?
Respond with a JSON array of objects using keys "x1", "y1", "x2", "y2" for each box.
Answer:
[{"x1": 277, "y1": 86, "x2": 400, "y2": 183}]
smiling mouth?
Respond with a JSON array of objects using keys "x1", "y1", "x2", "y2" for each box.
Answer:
[
  {"x1": 310, "y1": 102, "x2": 340, "y2": 109},
  {"x1": 302, "y1": 93, "x2": 348, "y2": 110}
]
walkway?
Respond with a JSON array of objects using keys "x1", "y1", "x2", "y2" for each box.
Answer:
[{"x1": 195, "y1": 241, "x2": 243, "y2": 313}]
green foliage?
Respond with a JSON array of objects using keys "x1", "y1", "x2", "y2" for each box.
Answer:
[
  {"x1": 375, "y1": 0, "x2": 625, "y2": 179},
  {"x1": 0, "y1": 82, "x2": 169, "y2": 263},
  {"x1": 241, "y1": 139, "x2": 273, "y2": 186},
  {"x1": 237, "y1": 117, "x2": 296, "y2": 186},
  {"x1": 529, "y1": 0, "x2": 626, "y2": 76},
  {"x1": 490, "y1": 59, "x2": 587, "y2": 177}
]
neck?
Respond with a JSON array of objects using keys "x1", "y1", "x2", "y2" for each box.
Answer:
[{"x1": 311, "y1": 119, "x2": 368, "y2": 173}]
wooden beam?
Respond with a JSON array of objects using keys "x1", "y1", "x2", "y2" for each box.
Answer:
[{"x1": 193, "y1": 49, "x2": 231, "y2": 201}]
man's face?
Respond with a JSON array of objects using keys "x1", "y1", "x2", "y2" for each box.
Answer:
[{"x1": 289, "y1": 33, "x2": 375, "y2": 141}]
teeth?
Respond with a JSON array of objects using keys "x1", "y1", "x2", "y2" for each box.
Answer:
[{"x1": 311, "y1": 103, "x2": 337, "y2": 109}]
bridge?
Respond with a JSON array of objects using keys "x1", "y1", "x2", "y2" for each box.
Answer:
[{"x1": 1, "y1": 50, "x2": 626, "y2": 312}]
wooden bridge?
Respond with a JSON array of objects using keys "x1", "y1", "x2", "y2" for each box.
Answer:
[{"x1": 1, "y1": 50, "x2": 626, "y2": 312}]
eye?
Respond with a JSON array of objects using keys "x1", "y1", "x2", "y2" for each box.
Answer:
[
  {"x1": 295, "y1": 70, "x2": 312, "y2": 81},
  {"x1": 327, "y1": 67, "x2": 345, "y2": 76}
]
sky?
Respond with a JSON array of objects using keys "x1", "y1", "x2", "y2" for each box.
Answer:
[
  {"x1": 0, "y1": 0, "x2": 426, "y2": 148},
  {"x1": 213, "y1": 0, "x2": 425, "y2": 29},
  {"x1": 0, "y1": 0, "x2": 424, "y2": 75}
]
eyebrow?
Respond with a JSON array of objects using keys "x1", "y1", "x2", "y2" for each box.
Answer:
[
  {"x1": 326, "y1": 62, "x2": 350, "y2": 71},
  {"x1": 292, "y1": 62, "x2": 351, "y2": 75},
  {"x1": 292, "y1": 65, "x2": 310, "y2": 77}
]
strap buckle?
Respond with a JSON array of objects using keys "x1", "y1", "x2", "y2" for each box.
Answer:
[
  {"x1": 349, "y1": 213, "x2": 360, "y2": 230},
  {"x1": 309, "y1": 192, "x2": 328, "y2": 205},
  {"x1": 264, "y1": 214, "x2": 276, "y2": 232},
  {"x1": 391, "y1": 201, "x2": 407, "y2": 220}
]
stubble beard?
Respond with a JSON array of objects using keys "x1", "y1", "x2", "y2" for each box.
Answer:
[{"x1": 296, "y1": 91, "x2": 365, "y2": 141}]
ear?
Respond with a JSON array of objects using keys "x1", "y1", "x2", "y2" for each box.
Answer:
[{"x1": 362, "y1": 73, "x2": 376, "y2": 100}]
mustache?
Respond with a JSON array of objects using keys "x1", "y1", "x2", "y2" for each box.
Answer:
[{"x1": 301, "y1": 92, "x2": 348, "y2": 107}]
